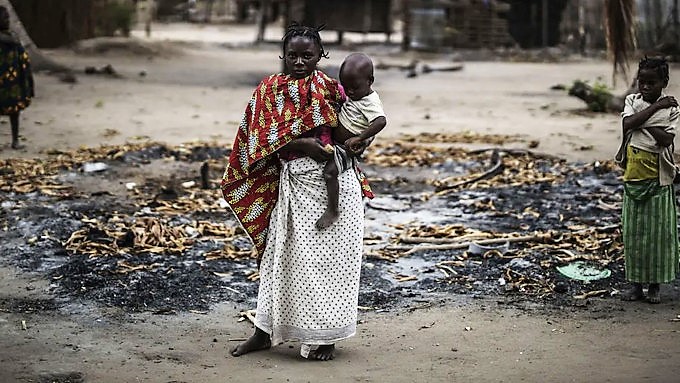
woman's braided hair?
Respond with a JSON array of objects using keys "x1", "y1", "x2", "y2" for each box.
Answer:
[
  {"x1": 280, "y1": 22, "x2": 329, "y2": 59},
  {"x1": 639, "y1": 55, "x2": 670, "y2": 82}
]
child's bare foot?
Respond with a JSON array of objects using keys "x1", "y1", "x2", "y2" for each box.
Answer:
[
  {"x1": 621, "y1": 283, "x2": 644, "y2": 301},
  {"x1": 230, "y1": 328, "x2": 271, "y2": 357},
  {"x1": 315, "y1": 209, "x2": 338, "y2": 229},
  {"x1": 647, "y1": 283, "x2": 661, "y2": 304},
  {"x1": 309, "y1": 344, "x2": 335, "y2": 361}
]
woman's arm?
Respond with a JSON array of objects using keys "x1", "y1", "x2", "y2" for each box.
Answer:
[{"x1": 280, "y1": 137, "x2": 333, "y2": 162}]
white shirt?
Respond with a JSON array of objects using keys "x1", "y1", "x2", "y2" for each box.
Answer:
[{"x1": 338, "y1": 91, "x2": 385, "y2": 135}]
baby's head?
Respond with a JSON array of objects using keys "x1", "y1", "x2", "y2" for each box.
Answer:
[
  {"x1": 339, "y1": 53, "x2": 374, "y2": 101},
  {"x1": 637, "y1": 55, "x2": 670, "y2": 103}
]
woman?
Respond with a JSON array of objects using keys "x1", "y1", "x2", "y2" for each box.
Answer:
[
  {"x1": 0, "y1": 6, "x2": 33, "y2": 149},
  {"x1": 221, "y1": 23, "x2": 372, "y2": 361}
]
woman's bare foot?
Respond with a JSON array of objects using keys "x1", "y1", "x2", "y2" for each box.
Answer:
[
  {"x1": 230, "y1": 327, "x2": 271, "y2": 357},
  {"x1": 621, "y1": 283, "x2": 644, "y2": 301},
  {"x1": 647, "y1": 283, "x2": 661, "y2": 304},
  {"x1": 309, "y1": 344, "x2": 335, "y2": 361},
  {"x1": 315, "y1": 209, "x2": 338, "y2": 229}
]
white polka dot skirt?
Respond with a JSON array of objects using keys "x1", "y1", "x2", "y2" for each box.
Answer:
[{"x1": 253, "y1": 157, "x2": 364, "y2": 346}]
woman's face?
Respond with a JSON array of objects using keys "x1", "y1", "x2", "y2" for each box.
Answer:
[
  {"x1": 638, "y1": 68, "x2": 666, "y2": 103},
  {"x1": 284, "y1": 36, "x2": 320, "y2": 79}
]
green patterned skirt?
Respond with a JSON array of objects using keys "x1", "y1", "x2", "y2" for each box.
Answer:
[
  {"x1": 622, "y1": 180, "x2": 679, "y2": 283},
  {"x1": 0, "y1": 37, "x2": 34, "y2": 115}
]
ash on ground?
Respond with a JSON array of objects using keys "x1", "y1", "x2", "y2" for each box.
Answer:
[{"x1": 2, "y1": 142, "x2": 678, "y2": 315}]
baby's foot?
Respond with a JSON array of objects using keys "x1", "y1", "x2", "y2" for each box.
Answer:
[
  {"x1": 621, "y1": 283, "x2": 644, "y2": 301},
  {"x1": 308, "y1": 344, "x2": 335, "y2": 361},
  {"x1": 315, "y1": 209, "x2": 338, "y2": 229},
  {"x1": 647, "y1": 283, "x2": 661, "y2": 304}
]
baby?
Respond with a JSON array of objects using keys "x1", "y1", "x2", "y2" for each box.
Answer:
[{"x1": 316, "y1": 53, "x2": 387, "y2": 229}]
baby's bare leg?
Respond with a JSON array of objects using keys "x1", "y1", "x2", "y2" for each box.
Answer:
[
  {"x1": 332, "y1": 124, "x2": 357, "y2": 146},
  {"x1": 316, "y1": 159, "x2": 340, "y2": 229}
]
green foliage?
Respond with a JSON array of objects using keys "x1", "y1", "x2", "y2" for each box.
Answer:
[
  {"x1": 588, "y1": 81, "x2": 613, "y2": 113},
  {"x1": 96, "y1": 1, "x2": 136, "y2": 37},
  {"x1": 568, "y1": 79, "x2": 613, "y2": 113}
]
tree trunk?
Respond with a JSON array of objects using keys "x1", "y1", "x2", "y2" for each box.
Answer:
[
  {"x1": 604, "y1": 0, "x2": 636, "y2": 86},
  {"x1": 204, "y1": 0, "x2": 215, "y2": 23},
  {"x1": 568, "y1": 77, "x2": 636, "y2": 113},
  {"x1": 1, "y1": 0, "x2": 72, "y2": 74},
  {"x1": 256, "y1": 0, "x2": 272, "y2": 43},
  {"x1": 673, "y1": 0, "x2": 680, "y2": 44}
]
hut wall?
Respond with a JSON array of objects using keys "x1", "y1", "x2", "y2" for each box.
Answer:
[
  {"x1": 303, "y1": 0, "x2": 393, "y2": 33},
  {"x1": 403, "y1": 0, "x2": 515, "y2": 50},
  {"x1": 10, "y1": 0, "x2": 96, "y2": 48}
]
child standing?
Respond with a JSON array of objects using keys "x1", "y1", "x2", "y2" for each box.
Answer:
[
  {"x1": 615, "y1": 56, "x2": 679, "y2": 303},
  {"x1": 0, "y1": 6, "x2": 33, "y2": 150},
  {"x1": 316, "y1": 53, "x2": 387, "y2": 229}
]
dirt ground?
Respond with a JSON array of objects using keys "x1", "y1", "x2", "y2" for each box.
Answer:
[
  {"x1": 1, "y1": 22, "x2": 680, "y2": 383},
  {"x1": 0, "y1": 23, "x2": 638, "y2": 162}
]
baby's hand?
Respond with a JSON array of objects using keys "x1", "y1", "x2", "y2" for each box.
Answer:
[
  {"x1": 345, "y1": 136, "x2": 365, "y2": 152},
  {"x1": 656, "y1": 96, "x2": 678, "y2": 109}
]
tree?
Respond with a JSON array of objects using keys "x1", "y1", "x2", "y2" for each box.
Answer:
[
  {"x1": 569, "y1": 0, "x2": 636, "y2": 113},
  {"x1": 0, "y1": 0, "x2": 72, "y2": 74}
]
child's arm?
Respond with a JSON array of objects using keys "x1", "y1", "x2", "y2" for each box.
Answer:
[
  {"x1": 345, "y1": 116, "x2": 387, "y2": 152},
  {"x1": 623, "y1": 96, "x2": 677, "y2": 135},
  {"x1": 646, "y1": 126, "x2": 674, "y2": 147}
]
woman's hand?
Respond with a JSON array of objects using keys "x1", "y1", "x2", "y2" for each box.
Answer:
[{"x1": 295, "y1": 137, "x2": 333, "y2": 162}]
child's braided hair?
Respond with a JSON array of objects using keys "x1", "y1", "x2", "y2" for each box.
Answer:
[
  {"x1": 639, "y1": 55, "x2": 670, "y2": 82},
  {"x1": 280, "y1": 22, "x2": 329, "y2": 59}
]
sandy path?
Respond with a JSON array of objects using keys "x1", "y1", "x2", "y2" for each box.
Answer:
[
  {"x1": 1, "y1": 265, "x2": 679, "y2": 383},
  {"x1": 0, "y1": 22, "x2": 649, "y2": 163}
]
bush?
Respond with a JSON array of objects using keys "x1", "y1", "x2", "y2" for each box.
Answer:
[
  {"x1": 95, "y1": 1, "x2": 136, "y2": 37},
  {"x1": 568, "y1": 80, "x2": 613, "y2": 113}
]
